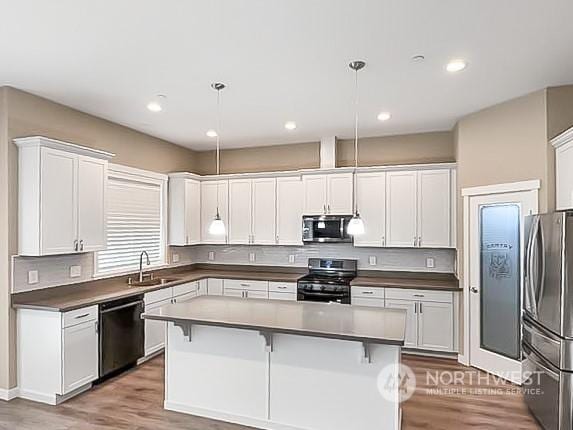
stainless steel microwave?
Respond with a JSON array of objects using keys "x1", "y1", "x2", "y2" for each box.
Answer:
[{"x1": 302, "y1": 215, "x2": 352, "y2": 243}]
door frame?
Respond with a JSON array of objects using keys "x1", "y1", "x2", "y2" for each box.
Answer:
[{"x1": 459, "y1": 180, "x2": 540, "y2": 369}]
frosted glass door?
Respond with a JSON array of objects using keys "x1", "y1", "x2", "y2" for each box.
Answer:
[{"x1": 480, "y1": 204, "x2": 520, "y2": 360}]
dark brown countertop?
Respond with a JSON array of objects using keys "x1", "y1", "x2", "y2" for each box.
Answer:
[
  {"x1": 351, "y1": 271, "x2": 460, "y2": 291},
  {"x1": 12, "y1": 264, "x2": 459, "y2": 312},
  {"x1": 144, "y1": 296, "x2": 406, "y2": 346},
  {"x1": 12, "y1": 264, "x2": 305, "y2": 312}
]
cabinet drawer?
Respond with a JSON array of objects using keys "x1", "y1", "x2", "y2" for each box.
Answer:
[
  {"x1": 144, "y1": 287, "x2": 173, "y2": 306},
  {"x1": 269, "y1": 281, "x2": 297, "y2": 294},
  {"x1": 172, "y1": 291, "x2": 197, "y2": 304},
  {"x1": 63, "y1": 305, "x2": 98, "y2": 328},
  {"x1": 172, "y1": 281, "x2": 198, "y2": 297},
  {"x1": 224, "y1": 279, "x2": 268, "y2": 291},
  {"x1": 351, "y1": 286, "x2": 385, "y2": 299},
  {"x1": 351, "y1": 297, "x2": 384, "y2": 308},
  {"x1": 385, "y1": 288, "x2": 452, "y2": 303}
]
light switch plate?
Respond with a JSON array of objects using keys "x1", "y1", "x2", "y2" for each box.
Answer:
[
  {"x1": 70, "y1": 265, "x2": 82, "y2": 278},
  {"x1": 368, "y1": 256, "x2": 377, "y2": 266},
  {"x1": 249, "y1": 252, "x2": 256, "y2": 263},
  {"x1": 172, "y1": 253, "x2": 180, "y2": 263},
  {"x1": 208, "y1": 251, "x2": 215, "y2": 261},
  {"x1": 288, "y1": 254, "x2": 296, "y2": 264},
  {"x1": 28, "y1": 270, "x2": 39, "y2": 285},
  {"x1": 426, "y1": 257, "x2": 435, "y2": 268}
]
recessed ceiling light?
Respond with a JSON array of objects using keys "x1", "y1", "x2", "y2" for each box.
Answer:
[
  {"x1": 446, "y1": 59, "x2": 467, "y2": 73},
  {"x1": 284, "y1": 121, "x2": 297, "y2": 130},
  {"x1": 147, "y1": 95, "x2": 166, "y2": 112},
  {"x1": 206, "y1": 129, "x2": 218, "y2": 138},
  {"x1": 377, "y1": 112, "x2": 391, "y2": 121}
]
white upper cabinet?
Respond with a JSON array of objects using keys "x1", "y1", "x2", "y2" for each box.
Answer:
[
  {"x1": 16, "y1": 137, "x2": 112, "y2": 256},
  {"x1": 251, "y1": 178, "x2": 276, "y2": 245},
  {"x1": 229, "y1": 178, "x2": 276, "y2": 245},
  {"x1": 417, "y1": 170, "x2": 451, "y2": 248},
  {"x1": 276, "y1": 176, "x2": 303, "y2": 245},
  {"x1": 229, "y1": 179, "x2": 253, "y2": 244},
  {"x1": 354, "y1": 172, "x2": 386, "y2": 247},
  {"x1": 303, "y1": 172, "x2": 353, "y2": 215},
  {"x1": 386, "y1": 169, "x2": 453, "y2": 248},
  {"x1": 386, "y1": 171, "x2": 418, "y2": 247},
  {"x1": 201, "y1": 180, "x2": 229, "y2": 244},
  {"x1": 168, "y1": 175, "x2": 201, "y2": 246},
  {"x1": 553, "y1": 127, "x2": 573, "y2": 210}
]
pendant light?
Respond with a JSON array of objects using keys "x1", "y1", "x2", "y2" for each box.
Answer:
[
  {"x1": 347, "y1": 60, "x2": 366, "y2": 236},
  {"x1": 208, "y1": 82, "x2": 227, "y2": 236}
]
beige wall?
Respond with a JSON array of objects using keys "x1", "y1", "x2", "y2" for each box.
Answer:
[
  {"x1": 0, "y1": 87, "x2": 199, "y2": 391},
  {"x1": 192, "y1": 141, "x2": 320, "y2": 175},
  {"x1": 547, "y1": 85, "x2": 573, "y2": 140},
  {"x1": 337, "y1": 131, "x2": 455, "y2": 167}
]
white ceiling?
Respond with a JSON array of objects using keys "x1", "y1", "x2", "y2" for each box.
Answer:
[{"x1": 1, "y1": 0, "x2": 573, "y2": 150}]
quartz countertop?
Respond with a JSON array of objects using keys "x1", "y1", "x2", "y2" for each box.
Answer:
[
  {"x1": 143, "y1": 295, "x2": 406, "y2": 346},
  {"x1": 351, "y1": 271, "x2": 460, "y2": 291}
]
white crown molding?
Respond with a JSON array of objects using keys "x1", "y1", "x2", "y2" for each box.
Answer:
[
  {"x1": 13, "y1": 136, "x2": 115, "y2": 160},
  {"x1": 551, "y1": 126, "x2": 573, "y2": 149},
  {"x1": 461, "y1": 179, "x2": 540, "y2": 197}
]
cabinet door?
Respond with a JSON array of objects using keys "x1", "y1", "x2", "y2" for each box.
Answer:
[
  {"x1": 385, "y1": 299, "x2": 417, "y2": 348},
  {"x1": 354, "y1": 172, "x2": 386, "y2": 247},
  {"x1": 326, "y1": 173, "x2": 353, "y2": 215},
  {"x1": 198, "y1": 279, "x2": 208, "y2": 296},
  {"x1": 418, "y1": 301, "x2": 454, "y2": 352},
  {"x1": 252, "y1": 178, "x2": 276, "y2": 245},
  {"x1": 62, "y1": 320, "x2": 99, "y2": 394},
  {"x1": 172, "y1": 291, "x2": 197, "y2": 304},
  {"x1": 77, "y1": 156, "x2": 107, "y2": 252},
  {"x1": 302, "y1": 175, "x2": 327, "y2": 215},
  {"x1": 185, "y1": 180, "x2": 201, "y2": 244},
  {"x1": 245, "y1": 290, "x2": 269, "y2": 299},
  {"x1": 418, "y1": 170, "x2": 451, "y2": 248},
  {"x1": 386, "y1": 171, "x2": 418, "y2": 247},
  {"x1": 556, "y1": 142, "x2": 573, "y2": 210},
  {"x1": 207, "y1": 278, "x2": 224, "y2": 296},
  {"x1": 229, "y1": 179, "x2": 253, "y2": 244},
  {"x1": 276, "y1": 177, "x2": 303, "y2": 245},
  {"x1": 201, "y1": 181, "x2": 228, "y2": 244},
  {"x1": 40, "y1": 147, "x2": 78, "y2": 255},
  {"x1": 144, "y1": 298, "x2": 171, "y2": 356}
]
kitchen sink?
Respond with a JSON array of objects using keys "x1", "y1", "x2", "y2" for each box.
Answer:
[{"x1": 128, "y1": 277, "x2": 178, "y2": 287}]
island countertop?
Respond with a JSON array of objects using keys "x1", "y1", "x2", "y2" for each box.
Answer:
[{"x1": 143, "y1": 295, "x2": 406, "y2": 346}]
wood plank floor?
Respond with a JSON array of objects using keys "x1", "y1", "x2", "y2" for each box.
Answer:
[{"x1": 0, "y1": 354, "x2": 540, "y2": 430}]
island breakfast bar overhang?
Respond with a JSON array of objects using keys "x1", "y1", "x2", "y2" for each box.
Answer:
[{"x1": 143, "y1": 296, "x2": 407, "y2": 430}]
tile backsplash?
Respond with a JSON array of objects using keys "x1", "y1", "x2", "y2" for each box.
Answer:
[{"x1": 12, "y1": 244, "x2": 456, "y2": 293}]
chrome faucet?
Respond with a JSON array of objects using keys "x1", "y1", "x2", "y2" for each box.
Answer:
[{"x1": 139, "y1": 251, "x2": 151, "y2": 283}]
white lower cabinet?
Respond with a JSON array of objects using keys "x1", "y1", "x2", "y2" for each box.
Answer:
[
  {"x1": 144, "y1": 297, "x2": 172, "y2": 357},
  {"x1": 223, "y1": 279, "x2": 269, "y2": 299},
  {"x1": 207, "y1": 278, "x2": 224, "y2": 295},
  {"x1": 268, "y1": 281, "x2": 297, "y2": 301},
  {"x1": 18, "y1": 305, "x2": 99, "y2": 405},
  {"x1": 385, "y1": 299, "x2": 418, "y2": 348}
]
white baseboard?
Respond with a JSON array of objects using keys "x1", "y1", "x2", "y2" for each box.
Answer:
[
  {"x1": 402, "y1": 349, "x2": 458, "y2": 360},
  {"x1": 18, "y1": 388, "x2": 57, "y2": 405},
  {"x1": 0, "y1": 387, "x2": 19, "y2": 401},
  {"x1": 165, "y1": 401, "x2": 304, "y2": 430}
]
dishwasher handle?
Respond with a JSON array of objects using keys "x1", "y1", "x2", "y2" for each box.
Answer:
[{"x1": 100, "y1": 300, "x2": 143, "y2": 314}]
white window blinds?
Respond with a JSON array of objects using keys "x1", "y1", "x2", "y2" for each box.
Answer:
[{"x1": 96, "y1": 169, "x2": 166, "y2": 275}]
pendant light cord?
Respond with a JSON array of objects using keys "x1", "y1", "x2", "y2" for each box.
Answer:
[
  {"x1": 215, "y1": 87, "x2": 221, "y2": 216},
  {"x1": 353, "y1": 66, "x2": 359, "y2": 215}
]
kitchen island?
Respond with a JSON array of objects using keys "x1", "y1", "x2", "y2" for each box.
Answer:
[{"x1": 144, "y1": 296, "x2": 406, "y2": 430}]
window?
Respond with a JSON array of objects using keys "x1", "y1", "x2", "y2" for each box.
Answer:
[{"x1": 95, "y1": 164, "x2": 167, "y2": 276}]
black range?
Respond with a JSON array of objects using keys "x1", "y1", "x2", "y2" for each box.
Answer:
[{"x1": 297, "y1": 258, "x2": 357, "y2": 304}]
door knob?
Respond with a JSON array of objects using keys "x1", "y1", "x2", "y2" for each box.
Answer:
[{"x1": 470, "y1": 287, "x2": 479, "y2": 293}]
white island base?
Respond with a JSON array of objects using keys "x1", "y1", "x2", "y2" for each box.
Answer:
[{"x1": 164, "y1": 322, "x2": 401, "y2": 430}]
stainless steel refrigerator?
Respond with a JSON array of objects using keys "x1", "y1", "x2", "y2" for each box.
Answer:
[{"x1": 523, "y1": 211, "x2": 573, "y2": 430}]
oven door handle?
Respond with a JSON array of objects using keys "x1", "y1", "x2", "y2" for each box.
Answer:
[
  {"x1": 298, "y1": 291, "x2": 348, "y2": 298},
  {"x1": 100, "y1": 300, "x2": 143, "y2": 314}
]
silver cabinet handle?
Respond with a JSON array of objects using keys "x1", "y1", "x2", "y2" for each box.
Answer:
[
  {"x1": 413, "y1": 294, "x2": 424, "y2": 297},
  {"x1": 362, "y1": 291, "x2": 374, "y2": 295},
  {"x1": 418, "y1": 236, "x2": 422, "y2": 247},
  {"x1": 74, "y1": 240, "x2": 78, "y2": 251},
  {"x1": 74, "y1": 313, "x2": 90, "y2": 319},
  {"x1": 413, "y1": 237, "x2": 417, "y2": 247},
  {"x1": 327, "y1": 204, "x2": 331, "y2": 213},
  {"x1": 79, "y1": 239, "x2": 84, "y2": 251},
  {"x1": 323, "y1": 204, "x2": 326, "y2": 214},
  {"x1": 277, "y1": 286, "x2": 287, "y2": 289},
  {"x1": 419, "y1": 303, "x2": 423, "y2": 313},
  {"x1": 382, "y1": 236, "x2": 385, "y2": 246},
  {"x1": 95, "y1": 321, "x2": 99, "y2": 334},
  {"x1": 245, "y1": 291, "x2": 249, "y2": 299},
  {"x1": 276, "y1": 235, "x2": 279, "y2": 244},
  {"x1": 414, "y1": 302, "x2": 418, "y2": 314}
]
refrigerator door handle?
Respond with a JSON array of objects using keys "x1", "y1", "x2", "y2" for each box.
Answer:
[{"x1": 525, "y1": 217, "x2": 539, "y2": 317}]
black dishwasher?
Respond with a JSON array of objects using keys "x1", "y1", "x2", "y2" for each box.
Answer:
[{"x1": 99, "y1": 295, "x2": 144, "y2": 379}]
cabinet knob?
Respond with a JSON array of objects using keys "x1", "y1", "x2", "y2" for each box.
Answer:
[
  {"x1": 79, "y1": 239, "x2": 84, "y2": 251},
  {"x1": 327, "y1": 204, "x2": 331, "y2": 213},
  {"x1": 470, "y1": 287, "x2": 479, "y2": 294},
  {"x1": 74, "y1": 240, "x2": 78, "y2": 252}
]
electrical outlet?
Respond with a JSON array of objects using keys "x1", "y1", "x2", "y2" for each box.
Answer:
[
  {"x1": 426, "y1": 257, "x2": 435, "y2": 268},
  {"x1": 70, "y1": 265, "x2": 82, "y2": 278},
  {"x1": 249, "y1": 252, "x2": 256, "y2": 263},
  {"x1": 28, "y1": 270, "x2": 39, "y2": 285},
  {"x1": 172, "y1": 253, "x2": 180, "y2": 263},
  {"x1": 208, "y1": 251, "x2": 215, "y2": 261},
  {"x1": 288, "y1": 254, "x2": 296, "y2": 264},
  {"x1": 368, "y1": 256, "x2": 377, "y2": 266}
]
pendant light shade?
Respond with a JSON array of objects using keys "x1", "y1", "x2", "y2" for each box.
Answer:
[
  {"x1": 347, "y1": 60, "x2": 366, "y2": 236},
  {"x1": 209, "y1": 82, "x2": 227, "y2": 236}
]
